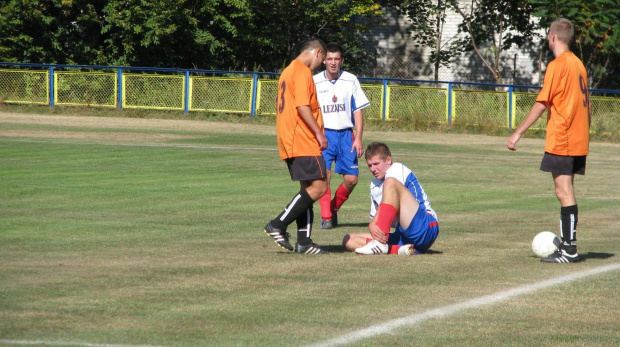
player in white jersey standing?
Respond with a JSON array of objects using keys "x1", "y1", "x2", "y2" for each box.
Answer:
[
  {"x1": 313, "y1": 42, "x2": 370, "y2": 229},
  {"x1": 343, "y1": 142, "x2": 439, "y2": 255}
]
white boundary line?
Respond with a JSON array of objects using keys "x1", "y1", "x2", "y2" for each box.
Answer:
[
  {"x1": 306, "y1": 262, "x2": 620, "y2": 347},
  {"x1": 1, "y1": 264, "x2": 617, "y2": 347}
]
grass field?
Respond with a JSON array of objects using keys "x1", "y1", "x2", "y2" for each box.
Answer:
[{"x1": 1, "y1": 112, "x2": 619, "y2": 347}]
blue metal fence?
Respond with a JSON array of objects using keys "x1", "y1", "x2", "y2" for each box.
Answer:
[{"x1": 0, "y1": 62, "x2": 618, "y2": 133}]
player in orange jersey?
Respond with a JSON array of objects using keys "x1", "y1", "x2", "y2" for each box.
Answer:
[
  {"x1": 263, "y1": 38, "x2": 329, "y2": 254},
  {"x1": 507, "y1": 18, "x2": 590, "y2": 263}
]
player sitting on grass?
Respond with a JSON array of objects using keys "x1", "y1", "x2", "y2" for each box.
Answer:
[{"x1": 342, "y1": 142, "x2": 439, "y2": 255}]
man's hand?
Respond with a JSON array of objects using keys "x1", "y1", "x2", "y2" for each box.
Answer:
[
  {"x1": 507, "y1": 102, "x2": 546, "y2": 151},
  {"x1": 296, "y1": 105, "x2": 327, "y2": 150},
  {"x1": 351, "y1": 138, "x2": 363, "y2": 158},
  {"x1": 317, "y1": 132, "x2": 328, "y2": 150},
  {"x1": 506, "y1": 132, "x2": 521, "y2": 151},
  {"x1": 368, "y1": 219, "x2": 388, "y2": 244}
]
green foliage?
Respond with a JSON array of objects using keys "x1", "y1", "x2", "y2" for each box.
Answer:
[
  {"x1": 0, "y1": 0, "x2": 108, "y2": 64},
  {"x1": 239, "y1": 0, "x2": 387, "y2": 72},
  {"x1": 0, "y1": 0, "x2": 387, "y2": 72},
  {"x1": 528, "y1": 0, "x2": 620, "y2": 89},
  {"x1": 390, "y1": 0, "x2": 457, "y2": 79},
  {"x1": 450, "y1": 0, "x2": 539, "y2": 84}
]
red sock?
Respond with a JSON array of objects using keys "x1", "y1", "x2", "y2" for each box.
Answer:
[
  {"x1": 388, "y1": 245, "x2": 400, "y2": 254},
  {"x1": 331, "y1": 183, "x2": 351, "y2": 212},
  {"x1": 319, "y1": 187, "x2": 332, "y2": 220},
  {"x1": 377, "y1": 203, "x2": 397, "y2": 237}
]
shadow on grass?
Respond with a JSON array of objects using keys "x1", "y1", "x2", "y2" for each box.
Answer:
[
  {"x1": 315, "y1": 246, "x2": 445, "y2": 255},
  {"x1": 336, "y1": 222, "x2": 368, "y2": 228},
  {"x1": 579, "y1": 252, "x2": 615, "y2": 262},
  {"x1": 321, "y1": 245, "x2": 348, "y2": 253},
  {"x1": 421, "y1": 249, "x2": 444, "y2": 255},
  {"x1": 528, "y1": 252, "x2": 616, "y2": 262}
]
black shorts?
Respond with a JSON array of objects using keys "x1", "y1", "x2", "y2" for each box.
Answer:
[
  {"x1": 540, "y1": 152, "x2": 587, "y2": 175},
  {"x1": 285, "y1": 156, "x2": 327, "y2": 181}
]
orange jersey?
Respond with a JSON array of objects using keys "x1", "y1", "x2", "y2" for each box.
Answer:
[
  {"x1": 536, "y1": 51, "x2": 590, "y2": 156},
  {"x1": 276, "y1": 59, "x2": 323, "y2": 159}
]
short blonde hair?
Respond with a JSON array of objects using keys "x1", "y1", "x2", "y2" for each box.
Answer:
[{"x1": 550, "y1": 18, "x2": 574, "y2": 44}]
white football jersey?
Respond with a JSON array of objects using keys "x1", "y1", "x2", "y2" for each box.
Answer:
[
  {"x1": 370, "y1": 162, "x2": 437, "y2": 227},
  {"x1": 313, "y1": 70, "x2": 370, "y2": 130}
]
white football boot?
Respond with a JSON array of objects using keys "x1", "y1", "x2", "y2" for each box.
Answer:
[
  {"x1": 397, "y1": 244, "x2": 414, "y2": 255},
  {"x1": 355, "y1": 239, "x2": 388, "y2": 255}
]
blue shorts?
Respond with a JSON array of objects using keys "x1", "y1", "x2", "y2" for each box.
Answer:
[
  {"x1": 322, "y1": 129, "x2": 359, "y2": 175},
  {"x1": 388, "y1": 204, "x2": 439, "y2": 254}
]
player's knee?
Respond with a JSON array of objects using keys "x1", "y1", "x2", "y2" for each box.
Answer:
[
  {"x1": 316, "y1": 184, "x2": 328, "y2": 198},
  {"x1": 342, "y1": 234, "x2": 354, "y2": 250},
  {"x1": 344, "y1": 176, "x2": 358, "y2": 189},
  {"x1": 382, "y1": 177, "x2": 399, "y2": 192},
  {"x1": 342, "y1": 234, "x2": 350, "y2": 246},
  {"x1": 554, "y1": 186, "x2": 572, "y2": 202}
]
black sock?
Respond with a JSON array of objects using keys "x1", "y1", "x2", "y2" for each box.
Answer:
[
  {"x1": 296, "y1": 205, "x2": 314, "y2": 246},
  {"x1": 560, "y1": 205, "x2": 578, "y2": 254},
  {"x1": 271, "y1": 189, "x2": 314, "y2": 230}
]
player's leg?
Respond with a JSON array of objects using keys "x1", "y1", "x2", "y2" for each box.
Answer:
[
  {"x1": 293, "y1": 193, "x2": 327, "y2": 254},
  {"x1": 381, "y1": 177, "x2": 418, "y2": 230},
  {"x1": 330, "y1": 129, "x2": 360, "y2": 226},
  {"x1": 378, "y1": 178, "x2": 422, "y2": 255},
  {"x1": 319, "y1": 169, "x2": 334, "y2": 228},
  {"x1": 540, "y1": 153, "x2": 585, "y2": 263},
  {"x1": 342, "y1": 232, "x2": 372, "y2": 251},
  {"x1": 354, "y1": 179, "x2": 417, "y2": 255},
  {"x1": 342, "y1": 174, "x2": 358, "y2": 192},
  {"x1": 319, "y1": 130, "x2": 338, "y2": 228},
  {"x1": 553, "y1": 173, "x2": 579, "y2": 255},
  {"x1": 265, "y1": 157, "x2": 327, "y2": 252},
  {"x1": 330, "y1": 173, "x2": 357, "y2": 226},
  {"x1": 395, "y1": 207, "x2": 439, "y2": 255}
]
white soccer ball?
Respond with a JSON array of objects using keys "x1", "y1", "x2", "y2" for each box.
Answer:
[{"x1": 531, "y1": 231, "x2": 560, "y2": 258}]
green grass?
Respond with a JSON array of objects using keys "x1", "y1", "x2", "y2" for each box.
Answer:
[{"x1": 0, "y1": 115, "x2": 619, "y2": 347}]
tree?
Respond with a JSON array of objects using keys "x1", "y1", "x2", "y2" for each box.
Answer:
[
  {"x1": 0, "y1": 0, "x2": 389, "y2": 72},
  {"x1": 389, "y1": 0, "x2": 457, "y2": 80},
  {"x1": 528, "y1": 0, "x2": 620, "y2": 89},
  {"x1": 99, "y1": 0, "x2": 254, "y2": 68},
  {"x1": 239, "y1": 0, "x2": 387, "y2": 72},
  {"x1": 0, "y1": 0, "x2": 108, "y2": 64},
  {"x1": 0, "y1": 0, "x2": 62, "y2": 63},
  {"x1": 449, "y1": 0, "x2": 538, "y2": 85}
]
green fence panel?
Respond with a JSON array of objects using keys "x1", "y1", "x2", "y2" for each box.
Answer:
[
  {"x1": 256, "y1": 80, "x2": 278, "y2": 115},
  {"x1": 591, "y1": 96, "x2": 620, "y2": 135},
  {"x1": 0, "y1": 69, "x2": 48, "y2": 104},
  {"x1": 55, "y1": 71, "x2": 116, "y2": 107},
  {"x1": 122, "y1": 73, "x2": 184, "y2": 110},
  {"x1": 512, "y1": 93, "x2": 545, "y2": 130},
  {"x1": 385, "y1": 86, "x2": 447, "y2": 123},
  {"x1": 190, "y1": 77, "x2": 253, "y2": 113},
  {"x1": 359, "y1": 84, "x2": 384, "y2": 120},
  {"x1": 453, "y1": 90, "x2": 507, "y2": 127}
]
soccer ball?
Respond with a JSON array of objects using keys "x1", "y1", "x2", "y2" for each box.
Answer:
[{"x1": 531, "y1": 231, "x2": 560, "y2": 258}]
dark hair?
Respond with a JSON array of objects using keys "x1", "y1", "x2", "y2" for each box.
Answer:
[
  {"x1": 300, "y1": 38, "x2": 327, "y2": 54},
  {"x1": 326, "y1": 42, "x2": 344, "y2": 56},
  {"x1": 365, "y1": 142, "x2": 391, "y2": 161}
]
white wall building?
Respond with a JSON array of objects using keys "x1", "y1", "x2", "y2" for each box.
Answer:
[{"x1": 361, "y1": 5, "x2": 547, "y2": 86}]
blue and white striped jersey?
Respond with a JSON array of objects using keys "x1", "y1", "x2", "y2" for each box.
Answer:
[{"x1": 369, "y1": 162, "x2": 437, "y2": 225}]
